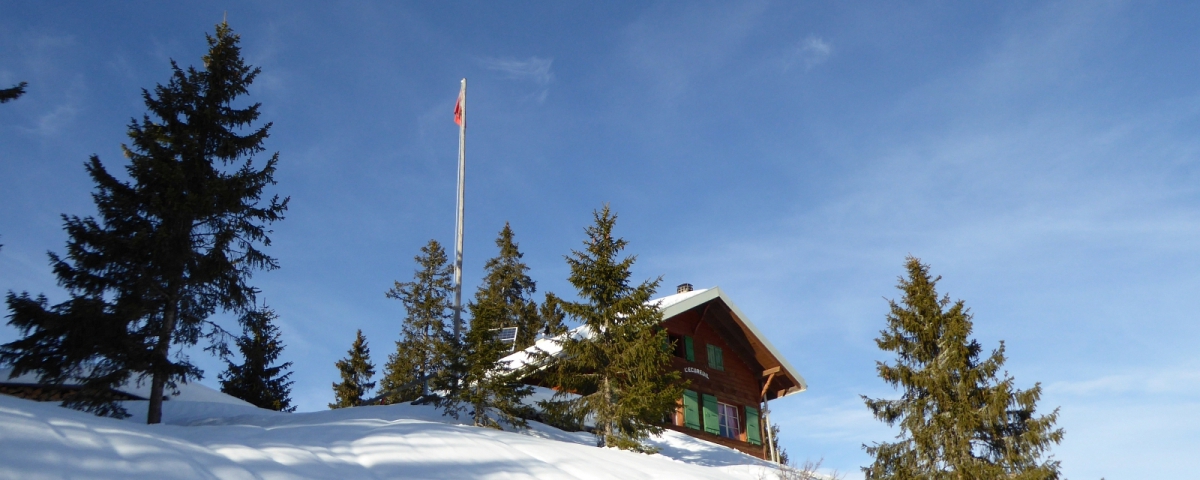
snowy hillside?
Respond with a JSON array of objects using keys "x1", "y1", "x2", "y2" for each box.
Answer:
[{"x1": 0, "y1": 393, "x2": 792, "y2": 479}]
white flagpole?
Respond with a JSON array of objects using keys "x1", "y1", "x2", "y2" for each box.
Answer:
[{"x1": 452, "y1": 78, "x2": 467, "y2": 341}]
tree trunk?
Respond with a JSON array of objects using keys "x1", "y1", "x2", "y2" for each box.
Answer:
[
  {"x1": 602, "y1": 376, "x2": 613, "y2": 447},
  {"x1": 147, "y1": 303, "x2": 178, "y2": 424}
]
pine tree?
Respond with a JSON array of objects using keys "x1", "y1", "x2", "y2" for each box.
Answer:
[
  {"x1": 455, "y1": 224, "x2": 537, "y2": 428},
  {"x1": 330, "y1": 329, "x2": 375, "y2": 409},
  {"x1": 1, "y1": 22, "x2": 286, "y2": 423},
  {"x1": 861, "y1": 257, "x2": 1063, "y2": 479},
  {"x1": 0, "y1": 82, "x2": 26, "y2": 103},
  {"x1": 544, "y1": 205, "x2": 684, "y2": 451},
  {"x1": 219, "y1": 306, "x2": 295, "y2": 412},
  {"x1": 380, "y1": 240, "x2": 454, "y2": 404}
]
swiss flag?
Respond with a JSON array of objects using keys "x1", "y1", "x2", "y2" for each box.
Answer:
[{"x1": 454, "y1": 89, "x2": 464, "y2": 126}]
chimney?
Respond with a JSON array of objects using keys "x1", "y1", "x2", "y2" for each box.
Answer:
[{"x1": 677, "y1": 283, "x2": 693, "y2": 294}]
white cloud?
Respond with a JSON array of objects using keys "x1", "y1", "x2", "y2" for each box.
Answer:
[
  {"x1": 479, "y1": 56, "x2": 554, "y2": 103},
  {"x1": 785, "y1": 35, "x2": 832, "y2": 71},
  {"x1": 480, "y1": 56, "x2": 554, "y2": 86},
  {"x1": 1046, "y1": 366, "x2": 1200, "y2": 397},
  {"x1": 20, "y1": 103, "x2": 77, "y2": 137}
]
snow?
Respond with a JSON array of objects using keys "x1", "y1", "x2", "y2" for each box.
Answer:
[
  {"x1": 0, "y1": 393, "x2": 788, "y2": 479},
  {"x1": 0, "y1": 367, "x2": 255, "y2": 407},
  {"x1": 651, "y1": 288, "x2": 710, "y2": 311},
  {"x1": 498, "y1": 288, "x2": 711, "y2": 372}
]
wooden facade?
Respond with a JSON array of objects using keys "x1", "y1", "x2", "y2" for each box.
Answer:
[
  {"x1": 505, "y1": 286, "x2": 806, "y2": 460},
  {"x1": 656, "y1": 287, "x2": 805, "y2": 459}
]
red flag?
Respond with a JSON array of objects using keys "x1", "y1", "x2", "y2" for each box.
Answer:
[{"x1": 454, "y1": 89, "x2": 464, "y2": 126}]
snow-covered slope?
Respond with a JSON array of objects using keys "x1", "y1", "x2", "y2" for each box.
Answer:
[{"x1": 0, "y1": 394, "x2": 783, "y2": 479}]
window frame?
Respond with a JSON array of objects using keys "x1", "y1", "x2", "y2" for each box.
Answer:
[{"x1": 717, "y1": 401, "x2": 741, "y2": 440}]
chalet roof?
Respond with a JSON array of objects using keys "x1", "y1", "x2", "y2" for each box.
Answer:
[{"x1": 498, "y1": 286, "x2": 807, "y2": 400}]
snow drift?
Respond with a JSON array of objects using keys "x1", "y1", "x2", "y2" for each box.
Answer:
[{"x1": 0, "y1": 392, "x2": 785, "y2": 479}]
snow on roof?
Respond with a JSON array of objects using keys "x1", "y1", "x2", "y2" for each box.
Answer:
[
  {"x1": 1, "y1": 368, "x2": 255, "y2": 407},
  {"x1": 651, "y1": 287, "x2": 711, "y2": 311},
  {"x1": 498, "y1": 286, "x2": 807, "y2": 399},
  {"x1": 497, "y1": 290, "x2": 709, "y2": 372}
]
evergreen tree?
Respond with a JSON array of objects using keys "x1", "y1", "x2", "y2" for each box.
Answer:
[
  {"x1": 538, "y1": 292, "x2": 568, "y2": 338},
  {"x1": 219, "y1": 306, "x2": 294, "y2": 412},
  {"x1": 862, "y1": 257, "x2": 1063, "y2": 479},
  {"x1": 455, "y1": 224, "x2": 537, "y2": 428},
  {"x1": 769, "y1": 423, "x2": 790, "y2": 465},
  {"x1": 0, "y1": 81, "x2": 26, "y2": 103},
  {"x1": 544, "y1": 205, "x2": 683, "y2": 451},
  {"x1": 330, "y1": 329, "x2": 375, "y2": 409},
  {"x1": 0, "y1": 22, "x2": 287, "y2": 423},
  {"x1": 380, "y1": 240, "x2": 454, "y2": 404}
]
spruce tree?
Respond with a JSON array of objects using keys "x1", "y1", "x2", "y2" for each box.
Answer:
[
  {"x1": 380, "y1": 240, "x2": 454, "y2": 404},
  {"x1": 330, "y1": 329, "x2": 375, "y2": 409},
  {"x1": 862, "y1": 257, "x2": 1063, "y2": 479},
  {"x1": 219, "y1": 306, "x2": 295, "y2": 412},
  {"x1": 769, "y1": 423, "x2": 790, "y2": 465},
  {"x1": 539, "y1": 292, "x2": 568, "y2": 338},
  {"x1": 0, "y1": 82, "x2": 26, "y2": 103},
  {"x1": 1, "y1": 22, "x2": 286, "y2": 423},
  {"x1": 455, "y1": 224, "x2": 537, "y2": 428},
  {"x1": 544, "y1": 205, "x2": 683, "y2": 451}
]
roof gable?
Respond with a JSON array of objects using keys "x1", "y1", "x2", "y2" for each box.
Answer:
[
  {"x1": 499, "y1": 286, "x2": 807, "y2": 400},
  {"x1": 658, "y1": 288, "x2": 806, "y2": 399}
]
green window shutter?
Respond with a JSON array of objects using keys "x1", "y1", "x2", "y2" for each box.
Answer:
[
  {"x1": 682, "y1": 390, "x2": 700, "y2": 430},
  {"x1": 702, "y1": 394, "x2": 720, "y2": 435},
  {"x1": 746, "y1": 406, "x2": 761, "y2": 446},
  {"x1": 707, "y1": 345, "x2": 724, "y2": 371},
  {"x1": 684, "y1": 336, "x2": 694, "y2": 362}
]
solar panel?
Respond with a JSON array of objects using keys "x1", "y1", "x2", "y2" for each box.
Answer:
[{"x1": 493, "y1": 327, "x2": 518, "y2": 351}]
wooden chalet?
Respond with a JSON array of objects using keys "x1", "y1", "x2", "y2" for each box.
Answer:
[{"x1": 503, "y1": 284, "x2": 807, "y2": 460}]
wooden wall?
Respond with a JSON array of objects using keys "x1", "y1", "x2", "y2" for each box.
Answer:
[{"x1": 662, "y1": 305, "x2": 767, "y2": 458}]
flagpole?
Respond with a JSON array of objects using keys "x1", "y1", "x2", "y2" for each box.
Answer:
[{"x1": 452, "y1": 78, "x2": 466, "y2": 341}]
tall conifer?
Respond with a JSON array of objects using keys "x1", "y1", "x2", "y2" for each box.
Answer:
[
  {"x1": 330, "y1": 329, "x2": 375, "y2": 409},
  {"x1": 380, "y1": 240, "x2": 454, "y2": 403},
  {"x1": 454, "y1": 224, "x2": 537, "y2": 428},
  {"x1": 862, "y1": 257, "x2": 1063, "y2": 479},
  {"x1": 219, "y1": 306, "x2": 294, "y2": 412},
  {"x1": 1, "y1": 22, "x2": 286, "y2": 423},
  {"x1": 545, "y1": 205, "x2": 683, "y2": 451}
]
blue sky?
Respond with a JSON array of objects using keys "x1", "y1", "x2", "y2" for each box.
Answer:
[{"x1": 3, "y1": 2, "x2": 1199, "y2": 478}]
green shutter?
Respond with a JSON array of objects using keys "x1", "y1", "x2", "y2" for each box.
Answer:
[
  {"x1": 684, "y1": 336, "x2": 694, "y2": 362},
  {"x1": 682, "y1": 390, "x2": 700, "y2": 430},
  {"x1": 746, "y1": 406, "x2": 761, "y2": 446},
  {"x1": 707, "y1": 345, "x2": 724, "y2": 371},
  {"x1": 702, "y1": 394, "x2": 720, "y2": 435}
]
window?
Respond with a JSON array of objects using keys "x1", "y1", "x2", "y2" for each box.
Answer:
[
  {"x1": 717, "y1": 402, "x2": 741, "y2": 439},
  {"x1": 707, "y1": 344, "x2": 724, "y2": 371},
  {"x1": 669, "y1": 334, "x2": 694, "y2": 362}
]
